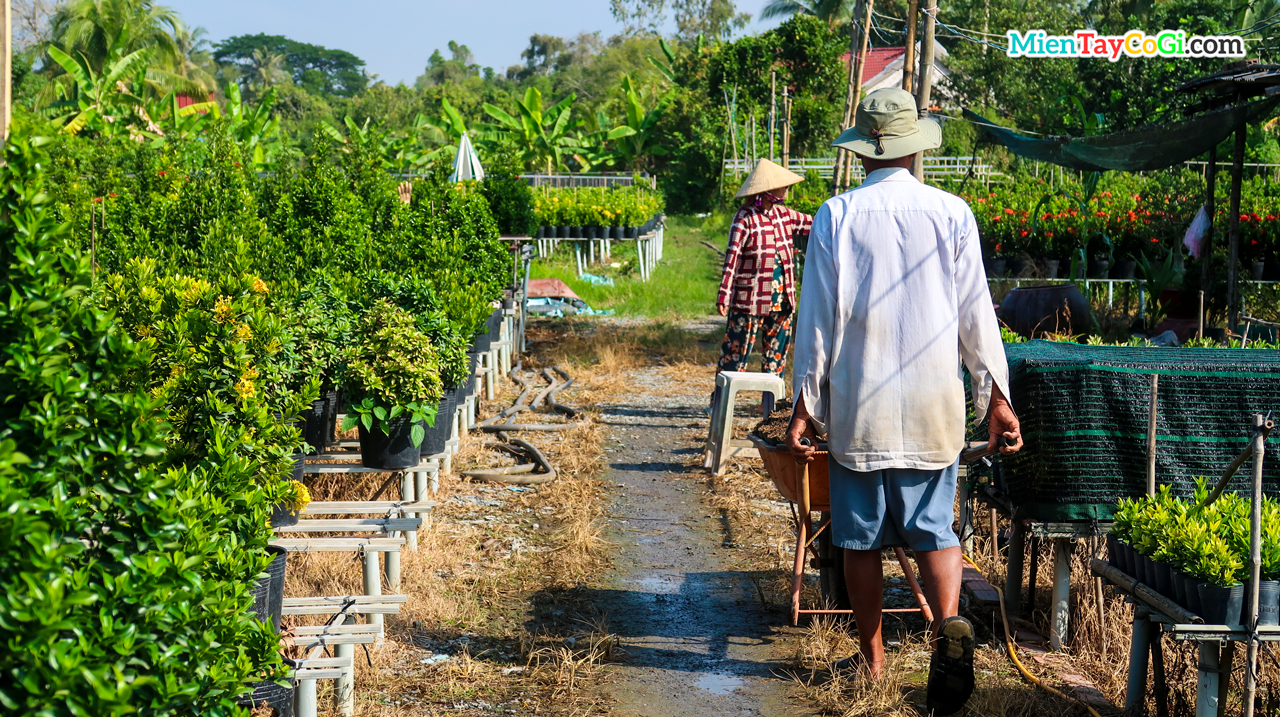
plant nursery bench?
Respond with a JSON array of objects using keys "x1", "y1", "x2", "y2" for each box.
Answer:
[
  {"x1": 269, "y1": 537, "x2": 404, "y2": 628},
  {"x1": 289, "y1": 622, "x2": 384, "y2": 717},
  {"x1": 286, "y1": 595, "x2": 408, "y2": 717},
  {"x1": 302, "y1": 457, "x2": 440, "y2": 549}
]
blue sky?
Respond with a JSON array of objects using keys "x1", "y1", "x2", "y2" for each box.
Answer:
[{"x1": 163, "y1": 0, "x2": 783, "y2": 86}]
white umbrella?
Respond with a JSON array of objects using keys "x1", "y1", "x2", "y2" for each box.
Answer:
[{"x1": 449, "y1": 132, "x2": 485, "y2": 182}]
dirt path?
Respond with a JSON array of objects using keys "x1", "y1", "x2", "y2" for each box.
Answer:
[{"x1": 592, "y1": 367, "x2": 809, "y2": 717}]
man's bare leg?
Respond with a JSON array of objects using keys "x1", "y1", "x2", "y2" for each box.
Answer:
[
  {"x1": 914, "y1": 546, "x2": 962, "y2": 643},
  {"x1": 844, "y1": 548, "x2": 885, "y2": 677}
]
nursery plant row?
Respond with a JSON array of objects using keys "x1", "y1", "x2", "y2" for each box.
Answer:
[
  {"x1": 0, "y1": 119, "x2": 519, "y2": 715},
  {"x1": 531, "y1": 185, "x2": 663, "y2": 238},
  {"x1": 1110, "y1": 483, "x2": 1280, "y2": 626}
]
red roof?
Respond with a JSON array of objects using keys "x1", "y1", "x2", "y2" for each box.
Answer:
[{"x1": 839, "y1": 47, "x2": 906, "y2": 80}]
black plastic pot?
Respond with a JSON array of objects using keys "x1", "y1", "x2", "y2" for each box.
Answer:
[
  {"x1": 1087, "y1": 259, "x2": 1110, "y2": 279},
  {"x1": 1155, "y1": 561, "x2": 1175, "y2": 599},
  {"x1": 1259, "y1": 580, "x2": 1280, "y2": 626},
  {"x1": 571, "y1": 225, "x2": 582, "y2": 239},
  {"x1": 1041, "y1": 259, "x2": 1060, "y2": 279},
  {"x1": 238, "y1": 677, "x2": 295, "y2": 717},
  {"x1": 1199, "y1": 583, "x2": 1244, "y2": 626},
  {"x1": 487, "y1": 309, "x2": 503, "y2": 340},
  {"x1": 465, "y1": 352, "x2": 481, "y2": 398},
  {"x1": 625, "y1": 225, "x2": 637, "y2": 239},
  {"x1": 1253, "y1": 261, "x2": 1267, "y2": 281},
  {"x1": 265, "y1": 546, "x2": 287, "y2": 633},
  {"x1": 1114, "y1": 259, "x2": 1138, "y2": 280},
  {"x1": 1183, "y1": 575, "x2": 1205, "y2": 616},
  {"x1": 1113, "y1": 540, "x2": 1131, "y2": 575},
  {"x1": 1006, "y1": 258, "x2": 1030, "y2": 278},
  {"x1": 269, "y1": 503, "x2": 299, "y2": 527},
  {"x1": 986, "y1": 258, "x2": 1007, "y2": 278},
  {"x1": 291, "y1": 452, "x2": 305, "y2": 482},
  {"x1": 1139, "y1": 554, "x2": 1156, "y2": 586},
  {"x1": 535, "y1": 226, "x2": 545, "y2": 239},
  {"x1": 418, "y1": 391, "x2": 457, "y2": 457},
  {"x1": 1172, "y1": 568, "x2": 1188, "y2": 607},
  {"x1": 546, "y1": 226, "x2": 558, "y2": 239},
  {"x1": 358, "y1": 417, "x2": 425, "y2": 470},
  {"x1": 250, "y1": 572, "x2": 272, "y2": 623},
  {"x1": 323, "y1": 390, "x2": 341, "y2": 446},
  {"x1": 300, "y1": 398, "x2": 327, "y2": 453},
  {"x1": 558, "y1": 225, "x2": 569, "y2": 238},
  {"x1": 1106, "y1": 534, "x2": 1120, "y2": 569}
]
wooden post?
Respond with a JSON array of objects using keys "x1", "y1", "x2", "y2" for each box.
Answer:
[
  {"x1": 1147, "y1": 374, "x2": 1159, "y2": 496},
  {"x1": 1202, "y1": 149, "x2": 1217, "y2": 297},
  {"x1": 1, "y1": 0, "x2": 9, "y2": 144},
  {"x1": 781, "y1": 95, "x2": 791, "y2": 169},
  {"x1": 769, "y1": 71, "x2": 776, "y2": 162},
  {"x1": 912, "y1": 0, "x2": 937, "y2": 181},
  {"x1": 1005, "y1": 519, "x2": 1026, "y2": 618},
  {"x1": 833, "y1": 0, "x2": 872, "y2": 194},
  {"x1": 1229, "y1": 116, "x2": 1246, "y2": 331},
  {"x1": 901, "y1": 0, "x2": 919, "y2": 93}
]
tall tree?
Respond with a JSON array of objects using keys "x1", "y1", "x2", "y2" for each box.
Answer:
[
  {"x1": 610, "y1": 0, "x2": 751, "y2": 40},
  {"x1": 759, "y1": 0, "x2": 857, "y2": 29},
  {"x1": 213, "y1": 33, "x2": 367, "y2": 97},
  {"x1": 46, "y1": 0, "x2": 186, "y2": 77},
  {"x1": 416, "y1": 40, "x2": 481, "y2": 88}
]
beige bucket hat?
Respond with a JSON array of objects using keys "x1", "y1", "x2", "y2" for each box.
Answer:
[
  {"x1": 832, "y1": 87, "x2": 941, "y2": 160},
  {"x1": 735, "y1": 158, "x2": 805, "y2": 198}
]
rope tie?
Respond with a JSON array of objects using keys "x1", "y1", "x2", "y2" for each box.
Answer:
[{"x1": 869, "y1": 128, "x2": 887, "y2": 155}]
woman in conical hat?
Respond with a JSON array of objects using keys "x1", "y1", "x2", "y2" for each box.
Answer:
[{"x1": 713, "y1": 159, "x2": 813, "y2": 407}]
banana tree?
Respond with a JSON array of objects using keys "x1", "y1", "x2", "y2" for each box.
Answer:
[
  {"x1": 572, "y1": 109, "x2": 638, "y2": 171},
  {"x1": 46, "y1": 43, "x2": 153, "y2": 136},
  {"x1": 222, "y1": 82, "x2": 284, "y2": 167},
  {"x1": 482, "y1": 87, "x2": 580, "y2": 173},
  {"x1": 612, "y1": 74, "x2": 674, "y2": 171}
]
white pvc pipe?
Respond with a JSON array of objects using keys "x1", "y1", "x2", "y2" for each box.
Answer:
[
  {"x1": 295, "y1": 678, "x2": 317, "y2": 717},
  {"x1": 335, "y1": 642, "x2": 355, "y2": 716},
  {"x1": 362, "y1": 550, "x2": 383, "y2": 628}
]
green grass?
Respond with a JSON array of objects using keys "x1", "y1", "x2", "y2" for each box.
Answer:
[{"x1": 528, "y1": 214, "x2": 734, "y2": 319}]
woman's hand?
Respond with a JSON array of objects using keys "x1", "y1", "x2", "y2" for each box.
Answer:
[{"x1": 717, "y1": 304, "x2": 728, "y2": 317}]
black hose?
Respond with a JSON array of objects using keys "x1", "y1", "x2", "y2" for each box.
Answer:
[{"x1": 547, "y1": 365, "x2": 579, "y2": 418}]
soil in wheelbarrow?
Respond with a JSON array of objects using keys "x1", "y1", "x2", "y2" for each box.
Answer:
[{"x1": 751, "y1": 398, "x2": 793, "y2": 447}]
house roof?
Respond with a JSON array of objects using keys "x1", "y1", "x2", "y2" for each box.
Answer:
[{"x1": 839, "y1": 47, "x2": 905, "y2": 79}]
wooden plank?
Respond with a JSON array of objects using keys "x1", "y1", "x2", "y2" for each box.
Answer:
[
  {"x1": 303, "y1": 460, "x2": 439, "y2": 474},
  {"x1": 291, "y1": 634, "x2": 378, "y2": 647},
  {"x1": 285, "y1": 595, "x2": 408, "y2": 606},
  {"x1": 293, "y1": 624, "x2": 383, "y2": 636},
  {"x1": 273, "y1": 518, "x2": 422, "y2": 534},
  {"x1": 293, "y1": 657, "x2": 352, "y2": 668},
  {"x1": 269, "y1": 537, "x2": 404, "y2": 552},
  {"x1": 293, "y1": 668, "x2": 345, "y2": 680},
  {"x1": 284, "y1": 604, "x2": 402, "y2": 615},
  {"x1": 301, "y1": 500, "x2": 436, "y2": 515}
]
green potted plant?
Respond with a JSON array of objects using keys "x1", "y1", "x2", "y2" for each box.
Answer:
[{"x1": 341, "y1": 299, "x2": 443, "y2": 469}]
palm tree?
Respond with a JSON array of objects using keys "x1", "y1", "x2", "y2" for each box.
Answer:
[
  {"x1": 760, "y1": 0, "x2": 857, "y2": 29},
  {"x1": 172, "y1": 25, "x2": 217, "y2": 96},
  {"x1": 46, "y1": 0, "x2": 185, "y2": 74},
  {"x1": 249, "y1": 47, "x2": 290, "y2": 92}
]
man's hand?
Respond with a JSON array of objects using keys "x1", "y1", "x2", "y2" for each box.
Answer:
[
  {"x1": 786, "y1": 391, "x2": 819, "y2": 464},
  {"x1": 716, "y1": 303, "x2": 728, "y2": 317},
  {"x1": 989, "y1": 384, "x2": 1023, "y2": 456}
]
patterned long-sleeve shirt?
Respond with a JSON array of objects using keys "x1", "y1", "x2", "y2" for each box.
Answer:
[{"x1": 717, "y1": 205, "x2": 814, "y2": 316}]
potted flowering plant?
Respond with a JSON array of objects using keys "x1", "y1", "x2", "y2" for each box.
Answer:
[{"x1": 341, "y1": 299, "x2": 443, "y2": 470}]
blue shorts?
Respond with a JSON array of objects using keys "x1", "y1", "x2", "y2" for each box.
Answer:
[{"x1": 828, "y1": 459, "x2": 960, "y2": 552}]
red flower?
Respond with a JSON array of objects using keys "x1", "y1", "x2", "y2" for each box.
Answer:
[
  {"x1": 1252, "y1": 240, "x2": 1259, "y2": 245},
  {"x1": 1241, "y1": 213, "x2": 1250, "y2": 222},
  {"x1": 92, "y1": 197, "x2": 102, "y2": 203},
  {"x1": 1151, "y1": 238, "x2": 1159, "y2": 243},
  {"x1": 1004, "y1": 208, "x2": 1015, "y2": 215},
  {"x1": 1252, "y1": 213, "x2": 1262, "y2": 221},
  {"x1": 1268, "y1": 215, "x2": 1276, "y2": 221},
  {"x1": 158, "y1": 170, "x2": 166, "y2": 177},
  {"x1": 108, "y1": 192, "x2": 117, "y2": 198},
  {"x1": 1042, "y1": 212, "x2": 1052, "y2": 220},
  {"x1": 234, "y1": 162, "x2": 242, "y2": 167},
  {"x1": 1046, "y1": 232, "x2": 1054, "y2": 238},
  {"x1": 1019, "y1": 230, "x2": 1028, "y2": 237},
  {"x1": 995, "y1": 243, "x2": 1003, "y2": 252}
]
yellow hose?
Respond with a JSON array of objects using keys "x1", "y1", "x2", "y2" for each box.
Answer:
[{"x1": 962, "y1": 553, "x2": 1103, "y2": 717}]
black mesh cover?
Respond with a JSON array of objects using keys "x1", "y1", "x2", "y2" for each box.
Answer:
[{"x1": 1001, "y1": 340, "x2": 1280, "y2": 521}]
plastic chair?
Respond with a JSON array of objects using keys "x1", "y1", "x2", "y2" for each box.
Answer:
[{"x1": 704, "y1": 370, "x2": 786, "y2": 476}]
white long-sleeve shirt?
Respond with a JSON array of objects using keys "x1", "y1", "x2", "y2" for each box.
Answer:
[{"x1": 791, "y1": 166, "x2": 1011, "y2": 472}]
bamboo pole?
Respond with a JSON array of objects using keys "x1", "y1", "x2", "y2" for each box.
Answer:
[
  {"x1": 832, "y1": 0, "x2": 871, "y2": 195},
  {"x1": 1229, "y1": 115, "x2": 1245, "y2": 331},
  {"x1": 1245, "y1": 413, "x2": 1266, "y2": 717},
  {"x1": 912, "y1": 0, "x2": 937, "y2": 181},
  {"x1": 1203, "y1": 149, "x2": 1218, "y2": 300},
  {"x1": 781, "y1": 95, "x2": 791, "y2": 169},
  {"x1": 842, "y1": 0, "x2": 874, "y2": 190},
  {"x1": 0, "y1": 0, "x2": 8, "y2": 144},
  {"x1": 769, "y1": 71, "x2": 776, "y2": 163},
  {"x1": 901, "y1": 0, "x2": 919, "y2": 93}
]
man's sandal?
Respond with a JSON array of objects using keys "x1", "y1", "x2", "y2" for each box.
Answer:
[{"x1": 925, "y1": 616, "x2": 975, "y2": 715}]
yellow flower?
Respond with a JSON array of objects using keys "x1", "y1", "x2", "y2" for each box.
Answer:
[
  {"x1": 213, "y1": 296, "x2": 234, "y2": 324},
  {"x1": 234, "y1": 367, "x2": 259, "y2": 399},
  {"x1": 250, "y1": 277, "x2": 269, "y2": 294},
  {"x1": 235, "y1": 323, "x2": 252, "y2": 342}
]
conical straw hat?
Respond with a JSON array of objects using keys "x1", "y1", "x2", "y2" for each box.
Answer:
[{"x1": 735, "y1": 158, "x2": 804, "y2": 198}]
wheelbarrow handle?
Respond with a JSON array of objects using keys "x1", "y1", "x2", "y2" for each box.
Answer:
[{"x1": 959, "y1": 435, "x2": 1013, "y2": 464}]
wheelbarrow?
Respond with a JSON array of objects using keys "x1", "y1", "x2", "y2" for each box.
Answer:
[{"x1": 750, "y1": 434, "x2": 997, "y2": 627}]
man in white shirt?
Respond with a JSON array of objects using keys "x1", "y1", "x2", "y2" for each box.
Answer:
[{"x1": 785, "y1": 88, "x2": 1022, "y2": 715}]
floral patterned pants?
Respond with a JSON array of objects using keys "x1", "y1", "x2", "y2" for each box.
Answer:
[{"x1": 717, "y1": 307, "x2": 793, "y2": 376}]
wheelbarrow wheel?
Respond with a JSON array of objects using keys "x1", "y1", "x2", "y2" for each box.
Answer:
[{"x1": 817, "y1": 512, "x2": 851, "y2": 610}]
